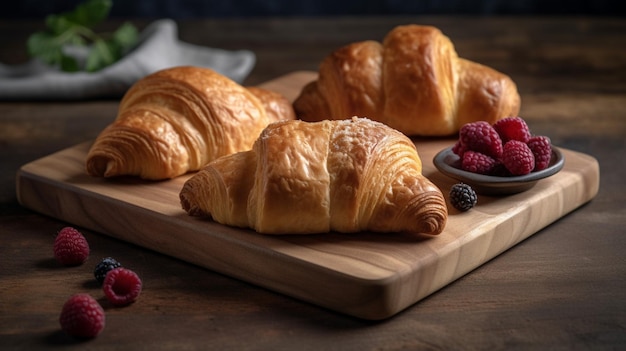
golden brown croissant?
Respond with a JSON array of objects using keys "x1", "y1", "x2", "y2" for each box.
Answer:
[
  {"x1": 293, "y1": 25, "x2": 521, "y2": 136},
  {"x1": 180, "y1": 117, "x2": 447, "y2": 235},
  {"x1": 86, "y1": 66, "x2": 295, "y2": 180}
]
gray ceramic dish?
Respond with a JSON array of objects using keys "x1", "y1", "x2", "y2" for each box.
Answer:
[{"x1": 433, "y1": 146, "x2": 565, "y2": 195}]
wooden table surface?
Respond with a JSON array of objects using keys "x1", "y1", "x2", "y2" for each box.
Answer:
[{"x1": 1, "y1": 16, "x2": 625, "y2": 350}]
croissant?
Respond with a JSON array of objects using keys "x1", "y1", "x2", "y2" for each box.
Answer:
[
  {"x1": 86, "y1": 66, "x2": 295, "y2": 180},
  {"x1": 180, "y1": 117, "x2": 447, "y2": 235},
  {"x1": 293, "y1": 24, "x2": 521, "y2": 136}
]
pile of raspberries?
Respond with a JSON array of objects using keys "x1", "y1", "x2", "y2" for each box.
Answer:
[{"x1": 452, "y1": 117, "x2": 552, "y2": 176}]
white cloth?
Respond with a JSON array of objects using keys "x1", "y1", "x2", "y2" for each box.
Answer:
[{"x1": 0, "y1": 19, "x2": 256, "y2": 100}]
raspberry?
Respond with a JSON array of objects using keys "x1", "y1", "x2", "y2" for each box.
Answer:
[
  {"x1": 502, "y1": 140, "x2": 535, "y2": 175},
  {"x1": 94, "y1": 257, "x2": 123, "y2": 285},
  {"x1": 103, "y1": 267, "x2": 142, "y2": 306},
  {"x1": 449, "y1": 183, "x2": 478, "y2": 211},
  {"x1": 459, "y1": 121, "x2": 503, "y2": 159},
  {"x1": 493, "y1": 116, "x2": 531, "y2": 143},
  {"x1": 452, "y1": 140, "x2": 468, "y2": 157},
  {"x1": 527, "y1": 135, "x2": 552, "y2": 171},
  {"x1": 59, "y1": 293, "x2": 105, "y2": 338},
  {"x1": 461, "y1": 151, "x2": 498, "y2": 175},
  {"x1": 53, "y1": 227, "x2": 89, "y2": 266}
]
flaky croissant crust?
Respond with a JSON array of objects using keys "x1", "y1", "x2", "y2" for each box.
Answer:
[
  {"x1": 293, "y1": 25, "x2": 521, "y2": 136},
  {"x1": 180, "y1": 117, "x2": 447, "y2": 235},
  {"x1": 86, "y1": 66, "x2": 295, "y2": 180}
]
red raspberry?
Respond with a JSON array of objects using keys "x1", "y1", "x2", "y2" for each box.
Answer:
[
  {"x1": 502, "y1": 140, "x2": 535, "y2": 175},
  {"x1": 59, "y1": 293, "x2": 105, "y2": 338},
  {"x1": 493, "y1": 116, "x2": 531, "y2": 143},
  {"x1": 459, "y1": 121, "x2": 503, "y2": 159},
  {"x1": 527, "y1": 135, "x2": 552, "y2": 171},
  {"x1": 53, "y1": 227, "x2": 90, "y2": 266},
  {"x1": 451, "y1": 140, "x2": 468, "y2": 156},
  {"x1": 103, "y1": 267, "x2": 142, "y2": 306},
  {"x1": 461, "y1": 151, "x2": 498, "y2": 175}
]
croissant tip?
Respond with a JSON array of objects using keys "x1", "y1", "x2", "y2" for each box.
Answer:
[
  {"x1": 405, "y1": 195, "x2": 448, "y2": 235},
  {"x1": 180, "y1": 192, "x2": 191, "y2": 212},
  {"x1": 86, "y1": 156, "x2": 115, "y2": 177},
  {"x1": 180, "y1": 185, "x2": 206, "y2": 217},
  {"x1": 421, "y1": 208, "x2": 448, "y2": 235}
]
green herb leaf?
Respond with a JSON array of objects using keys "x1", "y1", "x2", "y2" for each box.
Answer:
[
  {"x1": 45, "y1": 15, "x2": 75, "y2": 35},
  {"x1": 63, "y1": 0, "x2": 112, "y2": 28},
  {"x1": 26, "y1": 0, "x2": 137, "y2": 73},
  {"x1": 60, "y1": 54, "x2": 80, "y2": 72},
  {"x1": 27, "y1": 32, "x2": 62, "y2": 64},
  {"x1": 86, "y1": 39, "x2": 116, "y2": 72},
  {"x1": 112, "y1": 22, "x2": 139, "y2": 51}
]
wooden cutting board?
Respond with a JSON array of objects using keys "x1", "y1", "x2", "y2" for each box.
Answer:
[{"x1": 16, "y1": 72, "x2": 600, "y2": 320}]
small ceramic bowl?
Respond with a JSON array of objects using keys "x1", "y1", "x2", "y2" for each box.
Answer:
[{"x1": 433, "y1": 146, "x2": 565, "y2": 195}]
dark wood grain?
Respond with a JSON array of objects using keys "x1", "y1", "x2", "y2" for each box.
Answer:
[{"x1": 1, "y1": 16, "x2": 625, "y2": 350}]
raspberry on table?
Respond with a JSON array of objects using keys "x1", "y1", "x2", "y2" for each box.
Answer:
[
  {"x1": 53, "y1": 227, "x2": 90, "y2": 266},
  {"x1": 459, "y1": 121, "x2": 503, "y2": 159},
  {"x1": 94, "y1": 257, "x2": 123, "y2": 285},
  {"x1": 527, "y1": 135, "x2": 552, "y2": 171},
  {"x1": 502, "y1": 140, "x2": 535, "y2": 175},
  {"x1": 461, "y1": 151, "x2": 498, "y2": 175},
  {"x1": 449, "y1": 183, "x2": 478, "y2": 211},
  {"x1": 493, "y1": 116, "x2": 531, "y2": 143},
  {"x1": 103, "y1": 267, "x2": 143, "y2": 306},
  {"x1": 59, "y1": 293, "x2": 105, "y2": 338}
]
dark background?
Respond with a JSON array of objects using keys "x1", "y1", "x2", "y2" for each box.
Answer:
[{"x1": 3, "y1": 0, "x2": 625, "y2": 19}]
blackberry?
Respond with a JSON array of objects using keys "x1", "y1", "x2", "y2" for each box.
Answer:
[
  {"x1": 449, "y1": 183, "x2": 478, "y2": 211},
  {"x1": 94, "y1": 257, "x2": 122, "y2": 285}
]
